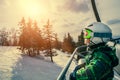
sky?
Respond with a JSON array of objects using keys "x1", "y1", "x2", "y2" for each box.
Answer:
[
  {"x1": 96, "y1": 0, "x2": 120, "y2": 37},
  {"x1": 0, "y1": 0, "x2": 95, "y2": 41},
  {"x1": 0, "y1": 0, "x2": 120, "y2": 41}
]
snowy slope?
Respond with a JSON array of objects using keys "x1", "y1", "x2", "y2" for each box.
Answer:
[
  {"x1": 0, "y1": 47, "x2": 62, "y2": 80},
  {"x1": 0, "y1": 47, "x2": 22, "y2": 80},
  {"x1": 12, "y1": 55, "x2": 62, "y2": 80}
]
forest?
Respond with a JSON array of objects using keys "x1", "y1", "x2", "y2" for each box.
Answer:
[{"x1": 0, "y1": 17, "x2": 84, "y2": 62}]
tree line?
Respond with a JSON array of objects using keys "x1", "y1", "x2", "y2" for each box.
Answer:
[{"x1": 0, "y1": 17, "x2": 84, "y2": 62}]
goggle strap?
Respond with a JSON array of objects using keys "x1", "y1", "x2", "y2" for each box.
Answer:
[{"x1": 93, "y1": 32, "x2": 112, "y2": 38}]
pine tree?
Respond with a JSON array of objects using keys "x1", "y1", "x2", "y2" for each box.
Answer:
[
  {"x1": 43, "y1": 19, "x2": 54, "y2": 62},
  {"x1": 77, "y1": 30, "x2": 84, "y2": 46},
  {"x1": 0, "y1": 28, "x2": 9, "y2": 46},
  {"x1": 52, "y1": 33, "x2": 61, "y2": 50},
  {"x1": 62, "y1": 34, "x2": 68, "y2": 52},
  {"x1": 18, "y1": 17, "x2": 26, "y2": 51},
  {"x1": 32, "y1": 20, "x2": 43, "y2": 55},
  {"x1": 13, "y1": 33, "x2": 18, "y2": 46},
  {"x1": 62, "y1": 33, "x2": 75, "y2": 53},
  {"x1": 67, "y1": 33, "x2": 75, "y2": 53},
  {"x1": 18, "y1": 18, "x2": 35, "y2": 56}
]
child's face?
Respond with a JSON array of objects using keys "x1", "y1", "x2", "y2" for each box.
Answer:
[{"x1": 84, "y1": 39, "x2": 90, "y2": 45}]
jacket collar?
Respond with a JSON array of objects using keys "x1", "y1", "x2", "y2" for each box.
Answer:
[{"x1": 89, "y1": 42, "x2": 106, "y2": 50}]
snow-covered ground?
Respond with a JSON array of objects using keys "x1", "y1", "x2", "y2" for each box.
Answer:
[
  {"x1": 12, "y1": 56, "x2": 62, "y2": 80},
  {"x1": 0, "y1": 47, "x2": 22, "y2": 80},
  {"x1": 0, "y1": 47, "x2": 73, "y2": 80},
  {"x1": 0, "y1": 46, "x2": 120, "y2": 80}
]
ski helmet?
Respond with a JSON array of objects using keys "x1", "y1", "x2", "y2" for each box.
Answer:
[{"x1": 83, "y1": 22, "x2": 112, "y2": 44}]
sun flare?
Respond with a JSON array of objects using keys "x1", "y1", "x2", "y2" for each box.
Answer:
[
  {"x1": 26, "y1": 4, "x2": 41, "y2": 16},
  {"x1": 20, "y1": 0, "x2": 47, "y2": 17}
]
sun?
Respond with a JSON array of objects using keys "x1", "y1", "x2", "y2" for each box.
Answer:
[
  {"x1": 20, "y1": 0, "x2": 47, "y2": 17},
  {"x1": 26, "y1": 4, "x2": 40, "y2": 16}
]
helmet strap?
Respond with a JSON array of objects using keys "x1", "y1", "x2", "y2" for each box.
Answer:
[
  {"x1": 90, "y1": 37, "x2": 96, "y2": 45},
  {"x1": 90, "y1": 41, "x2": 96, "y2": 45},
  {"x1": 90, "y1": 37, "x2": 105, "y2": 45},
  {"x1": 100, "y1": 38, "x2": 104, "y2": 42}
]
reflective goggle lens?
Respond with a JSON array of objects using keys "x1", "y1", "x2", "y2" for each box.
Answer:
[{"x1": 84, "y1": 29, "x2": 92, "y2": 39}]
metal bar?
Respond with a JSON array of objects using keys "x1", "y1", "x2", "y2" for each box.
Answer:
[
  {"x1": 57, "y1": 45, "x2": 87, "y2": 80},
  {"x1": 110, "y1": 38, "x2": 120, "y2": 41},
  {"x1": 91, "y1": 0, "x2": 101, "y2": 22},
  {"x1": 56, "y1": 47, "x2": 79, "y2": 80}
]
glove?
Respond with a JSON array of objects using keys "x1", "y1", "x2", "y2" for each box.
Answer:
[{"x1": 69, "y1": 73, "x2": 76, "y2": 80}]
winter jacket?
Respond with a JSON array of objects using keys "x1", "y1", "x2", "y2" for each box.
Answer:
[{"x1": 75, "y1": 42, "x2": 119, "y2": 80}]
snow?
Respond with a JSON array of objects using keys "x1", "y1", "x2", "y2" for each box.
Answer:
[
  {"x1": 0, "y1": 47, "x2": 22, "y2": 80},
  {"x1": 0, "y1": 46, "x2": 120, "y2": 80},
  {"x1": 0, "y1": 47, "x2": 63, "y2": 80},
  {"x1": 12, "y1": 55, "x2": 62, "y2": 80},
  {"x1": 53, "y1": 50, "x2": 71, "y2": 68}
]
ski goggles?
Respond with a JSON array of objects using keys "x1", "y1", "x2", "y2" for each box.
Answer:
[
  {"x1": 83, "y1": 29, "x2": 112, "y2": 39},
  {"x1": 83, "y1": 29, "x2": 92, "y2": 39}
]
